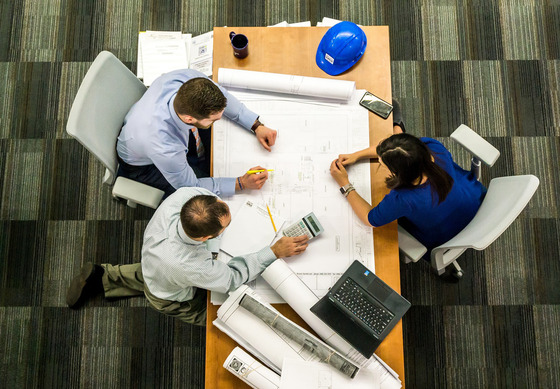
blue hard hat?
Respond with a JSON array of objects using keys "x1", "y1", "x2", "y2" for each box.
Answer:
[{"x1": 316, "y1": 21, "x2": 367, "y2": 76}]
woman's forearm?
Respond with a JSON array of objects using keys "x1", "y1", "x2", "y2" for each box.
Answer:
[
  {"x1": 353, "y1": 146, "x2": 378, "y2": 161},
  {"x1": 345, "y1": 190, "x2": 374, "y2": 227}
]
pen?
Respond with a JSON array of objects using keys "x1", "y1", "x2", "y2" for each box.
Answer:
[
  {"x1": 246, "y1": 169, "x2": 274, "y2": 174},
  {"x1": 266, "y1": 205, "x2": 277, "y2": 233}
]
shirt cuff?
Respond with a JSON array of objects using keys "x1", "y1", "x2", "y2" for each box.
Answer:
[
  {"x1": 240, "y1": 112, "x2": 259, "y2": 132},
  {"x1": 221, "y1": 177, "x2": 237, "y2": 197},
  {"x1": 258, "y1": 247, "x2": 278, "y2": 267}
]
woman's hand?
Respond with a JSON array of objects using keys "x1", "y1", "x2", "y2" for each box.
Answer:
[
  {"x1": 330, "y1": 159, "x2": 350, "y2": 187},
  {"x1": 338, "y1": 153, "x2": 358, "y2": 166}
]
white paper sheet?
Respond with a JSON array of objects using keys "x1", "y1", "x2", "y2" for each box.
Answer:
[
  {"x1": 317, "y1": 17, "x2": 363, "y2": 28},
  {"x1": 280, "y1": 358, "x2": 381, "y2": 389},
  {"x1": 268, "y1": 21, "x2": 289, "y2": 27},
  {"x1": 140, "y1": 31, "x2": 188, "y2": 86},
  {"x1": 137, "y1": 30, "x2": 212, "y2": 84},
  {"x1": 268, "y1": 21, "x2": 311, "y2": 27},
  {"x1": 288, "y1": 21, "x2": 312, "y2": 27},
  {"x1": 212, "y1": 82, "x2": 374, "y2": 303},
  {"x1": 318, "y1": 17, "x2": 343, "y2": 27},
  {"x1": 221, "y1": 199, "x2": 285, "y2": 257},
  {"x1": 189, "y1": 30, "x2": 213, "y2": 76},
  {"x1": 224, "y1": 347, "x2": 281, "y2": 389}
]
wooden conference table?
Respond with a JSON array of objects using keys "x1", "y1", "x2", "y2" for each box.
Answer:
[{"x1": 206, "y1": 26, "x2": 403, "y2": 388}]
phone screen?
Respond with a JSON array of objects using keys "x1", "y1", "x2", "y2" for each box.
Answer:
[{"x1": 359, "y1": 92, "x2": 393, "y2": 119}]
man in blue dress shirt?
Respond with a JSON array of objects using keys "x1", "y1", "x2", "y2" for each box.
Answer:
[{"x1": 117, "y1": 69, "x2": 278, "y2": 198}]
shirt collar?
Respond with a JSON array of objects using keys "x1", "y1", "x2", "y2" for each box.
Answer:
[
  {"x1": 177, "y1": 221, "x2": 203, "y2": 245},
  {"x1": 169, "y1": 93, "x2": 193, "y2": 131}
]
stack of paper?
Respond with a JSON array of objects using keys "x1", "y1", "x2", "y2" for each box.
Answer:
[
  {"x1": 137, "y1": 31, "x2": 188, "y2": 86},
  {"x1": 316, "y1": 17, "x2": 363, "y2": 27},
  {"x1": 188, "y1": 31, "x2": 214, "y2": 75},
  {"x1": 268, "y1": 21, "x2": 312, "y2": 27},
  {"x1": 137, "y1": 30, "x2": 213, "y2": 86}
]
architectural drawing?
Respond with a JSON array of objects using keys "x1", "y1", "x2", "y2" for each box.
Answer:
[{"x1": 213, "y1": 72, "x2": 375, "y2": 303}]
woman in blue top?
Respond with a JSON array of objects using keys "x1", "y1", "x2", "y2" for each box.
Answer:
[{"x1": 330, "y1": 107, "x2": 486, "y2": 256}]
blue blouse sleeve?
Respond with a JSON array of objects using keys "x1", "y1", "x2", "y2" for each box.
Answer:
[
  {"x1": 368, "y1": 190, "x2": 413, "y2": 227},
  {"x1": 420, "y1": 137, "x2": 452, "y2": 159}
]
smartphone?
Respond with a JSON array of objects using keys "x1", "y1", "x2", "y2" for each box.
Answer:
[{"x1": 359, "y1": 91, "x2": 393, "y2": 119}]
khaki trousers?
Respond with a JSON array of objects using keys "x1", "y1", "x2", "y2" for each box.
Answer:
[{"x1": 101, "y1": 263, "x2": 207, "y2": 326}]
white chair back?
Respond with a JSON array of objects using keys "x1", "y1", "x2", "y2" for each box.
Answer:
[
  {"x1": 66, "y1": 51, "x2": 147, "y2": 185},
  {"x1": 431, "y1": 175, "x2": 539, "y2": 274}
]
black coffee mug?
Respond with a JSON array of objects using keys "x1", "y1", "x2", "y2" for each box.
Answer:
[{"x1": 229, "y1": 31, "x2": 249, "y2": 59}]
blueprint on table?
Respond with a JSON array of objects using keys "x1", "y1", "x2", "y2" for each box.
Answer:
[{"x1": 212, "y1": 75, "x2": 374, "y2": 304}]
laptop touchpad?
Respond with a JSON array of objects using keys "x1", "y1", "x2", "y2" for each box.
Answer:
[{"x1": 367, "y1": 279, "x2": 392, "y2": 302}]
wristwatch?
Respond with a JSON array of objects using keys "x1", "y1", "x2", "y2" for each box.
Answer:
[
  {"x1": 250, "y1": 117, "x2": 263, "y2": 134},
  {"x1": 339, "y1": 183, "x2": 355, "y2": 197}
]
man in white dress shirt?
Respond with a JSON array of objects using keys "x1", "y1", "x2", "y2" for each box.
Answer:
[{"x1": 66, "y1": 187, "x2": 308, "y2": 326}]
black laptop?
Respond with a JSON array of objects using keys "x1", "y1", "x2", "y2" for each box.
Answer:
[{"x1": 310, "y1": 260, "x2": 411, "y2": 358}]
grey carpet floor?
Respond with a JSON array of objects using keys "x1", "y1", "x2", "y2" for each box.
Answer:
[{"x1": 1, "y1": 0, "x2": 559, "y2": 388}]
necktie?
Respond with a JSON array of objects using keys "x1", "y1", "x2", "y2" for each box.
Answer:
[{"x1": 191, "y1": 127, "x2": 205, "y2": 159}]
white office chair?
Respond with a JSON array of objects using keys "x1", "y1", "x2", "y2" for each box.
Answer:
[
  {"x1": 66, "y1": 51, "x2": 164, "y2": 209},
  {"x1": 398, "y1": 125, "x2": 540, "y2": 278}
]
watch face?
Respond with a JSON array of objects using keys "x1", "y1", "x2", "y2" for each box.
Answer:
[{"x1": 340, "y1": 187, "x2": 346, "y2": 194}]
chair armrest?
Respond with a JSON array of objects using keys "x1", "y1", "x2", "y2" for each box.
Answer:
[
  {"x1": 450, "y1": 124, "x2": 500, "y2": 167},
  {"x1": 398, "y1": 225, "x2": 427, "y2": 263},
  {"x1": 112, "y1": 177, "x2": 164, "y2": 209}
]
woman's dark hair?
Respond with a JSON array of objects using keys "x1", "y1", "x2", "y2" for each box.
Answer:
[
  {"x1": 180, "y1": 195, "x2": 230, "y2": 238},
  {"x1": 376, "y1": 133, "x2": 453, "y2": 204}
]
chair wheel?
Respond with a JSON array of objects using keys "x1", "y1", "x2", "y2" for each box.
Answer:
[{"x1": 439, "y1": 266, "x2": 463, "y2": 282}]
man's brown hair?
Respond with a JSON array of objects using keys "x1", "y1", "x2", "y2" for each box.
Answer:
[
  {"x1": 173, "y1": 78, "x2": 227, "y2": 120},
  {"x1": 180, "y1": 195, "x2": 230, "y2": 238}
]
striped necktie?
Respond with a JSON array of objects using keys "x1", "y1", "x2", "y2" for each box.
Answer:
[{"x1": 191, "y1": 127, "x2": 205, "y2": 159}]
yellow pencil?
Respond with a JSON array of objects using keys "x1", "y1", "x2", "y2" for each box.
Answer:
[
  {"x1": 246, "y1": 169, "x2": 274, "y2": 174},
  {"x1": 266, "y1": 205, "x2": 277, "y2": 233}
]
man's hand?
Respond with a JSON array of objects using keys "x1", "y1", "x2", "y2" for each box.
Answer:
[
  {"x1": 271, "y1": 236, "x2": 309, "y2": 258},
  {"x1": 255, "y1": 126, "x2": 277, "y2": 152},
  {"x1": 238, "y1": 166, "x2": 269, "y2": 190},
  {"x1": 330, "y1": 159, "x2": 350, "y2": 187}
]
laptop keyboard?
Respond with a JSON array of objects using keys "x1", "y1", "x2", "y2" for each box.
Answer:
[{"x1": 331, "y1": 277, "x2": 394, "y2": 336}]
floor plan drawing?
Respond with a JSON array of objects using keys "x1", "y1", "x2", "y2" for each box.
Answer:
[{"x1": 213, "y1": 77, "x2": 375, "y2": 303}]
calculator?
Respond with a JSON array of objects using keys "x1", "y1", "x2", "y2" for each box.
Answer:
[{"x1": 282, "y1": 212, "x2": 324, "y2": 239}]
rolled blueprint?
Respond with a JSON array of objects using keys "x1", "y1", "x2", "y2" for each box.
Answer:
[
  {"x1": 224, "y1": 347, "x2": 281, "y2": 389},
  {"x1": 239, "y1": 294, "x2": 359, "y2": 378},
  {"x1": 261, "y1": 259, "x2": 368, "y2": 364},
  {"x1": 216, "y1": 286, "x2": 358, "y2": 378},
  {"x1": 261, "y1": 259, "x2": 402, "y2": 387},
  {"x1": 218, "y1": 68, "x2": 356, "y2": 101}
]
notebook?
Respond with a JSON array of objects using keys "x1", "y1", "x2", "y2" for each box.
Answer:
[
  {"x1": 310, "y1": 260, "x2": 411, "y2": 358},
  {"x1": 220, "y1": 200, "x2": 285, "y2": 257}
]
